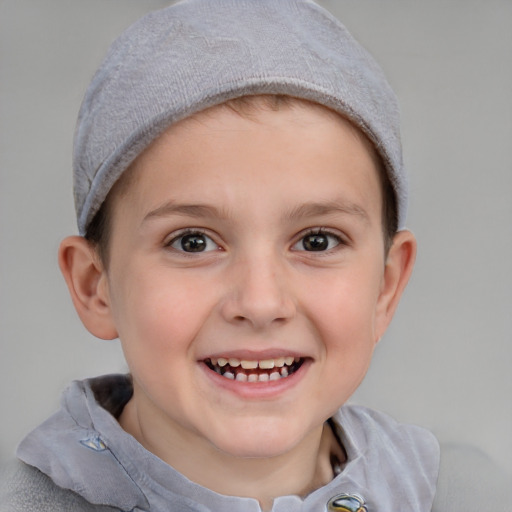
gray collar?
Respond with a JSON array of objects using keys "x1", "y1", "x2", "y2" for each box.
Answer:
[{"x1": 18, "y1": 375, "x2": 439, "y2": 511}]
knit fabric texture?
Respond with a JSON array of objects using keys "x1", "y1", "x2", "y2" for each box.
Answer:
[{"x1": 73, "y1": 0, "x2": 407, "y2": 235}]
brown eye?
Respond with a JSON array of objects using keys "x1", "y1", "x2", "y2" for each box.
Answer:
[
  {"x1": 302, "y1": 233, "x2": 329, "y2": 251},
  {"x1": 298, "y1": 232, "x2": 341, "y2": 251},
  {"x1": 181, "y1": 234, "x2": 207, "y2": 252},
  {"x1": 169, "y1": 232, "x2": 218, "y2": 253}
]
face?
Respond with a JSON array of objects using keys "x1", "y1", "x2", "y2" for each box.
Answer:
[{"x1": 101, "y1": 102, "x2": 399, "y2": 461}]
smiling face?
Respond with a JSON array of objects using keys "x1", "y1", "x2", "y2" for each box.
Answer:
[{"x1": 62, "y1": 99, "x2": 415, "y2": 475}]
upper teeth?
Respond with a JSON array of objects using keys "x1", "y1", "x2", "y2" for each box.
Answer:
[{"x1": 212, "y1": 356, "x2": 297, "y2": 369}]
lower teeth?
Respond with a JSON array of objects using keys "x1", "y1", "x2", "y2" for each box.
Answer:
[{"x1": 208, "y1": 358, "x2": 301, "y2": 382}]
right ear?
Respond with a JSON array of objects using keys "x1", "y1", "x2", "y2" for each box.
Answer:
[{"x1": 58, "y1": 236, "x2": 118, "y2": 340}]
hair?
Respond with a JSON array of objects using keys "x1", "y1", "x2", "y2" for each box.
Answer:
[{"x1": 85, "y1": 95, "x2": 398, "y2": 264}]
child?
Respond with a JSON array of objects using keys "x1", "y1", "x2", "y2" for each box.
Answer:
[{"x1": 1, "y1": 1, "x2": 509, "y2": 511}]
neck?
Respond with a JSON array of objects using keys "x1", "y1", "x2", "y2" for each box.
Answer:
[{"x1": 120, "y1": 397, "x2": 343, "y2": 510}]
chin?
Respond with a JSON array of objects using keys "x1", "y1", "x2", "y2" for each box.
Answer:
[{"x1": 210, "y1": 421, "x2": 310, "y2": 460}]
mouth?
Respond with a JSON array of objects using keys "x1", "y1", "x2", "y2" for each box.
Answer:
[{"x1": 204, "y1": 356, "x2": 305, "y2": 383}]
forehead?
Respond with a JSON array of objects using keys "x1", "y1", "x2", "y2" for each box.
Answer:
[{"x1": 119, "y1": 98, "x2": 381, "y2": 189}]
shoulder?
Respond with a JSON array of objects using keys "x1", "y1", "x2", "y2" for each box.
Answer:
[
  {"x1": 0, "y1": 459, "x2": 117, "y2": 512},
  {"x1": 433, "y1": 442, "x2": 512, "y2": 512},
  {"x1": 338, "y1": 404, "x2": 440, "y2": 458}
]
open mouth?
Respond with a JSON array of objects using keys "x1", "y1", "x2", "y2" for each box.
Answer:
[{"x1": 204, "y1": 356, "x2": 304, "y2": 383}]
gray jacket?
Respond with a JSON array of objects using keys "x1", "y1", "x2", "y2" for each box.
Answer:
[{"x1": 1, "y1": 375, "x2": 509, "y2": 511}]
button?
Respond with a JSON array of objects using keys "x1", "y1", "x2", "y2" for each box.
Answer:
[
  {"x1": 327, "y1": 493, "x2": 367, "y2": 511},
  {"x1": 80, "y1": 434, "x2": 107, "y2": 451}
]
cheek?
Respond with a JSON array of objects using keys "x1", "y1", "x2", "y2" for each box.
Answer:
[
  {"x1": 109, "y1": 267, "x2": 217, "y2": 360},
  {"x1": 306, "y1": 267, "x2": 382, "y2": 342},
  {"x1": 304, "y1": 267, "x2": 383, "y2": 399}
]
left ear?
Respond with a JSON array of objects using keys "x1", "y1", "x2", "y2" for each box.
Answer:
[{"x1": 375, "y1": 229, "x2": 417, "y2": 341}]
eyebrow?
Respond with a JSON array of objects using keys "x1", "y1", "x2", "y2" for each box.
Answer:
[
  {"x1": 142, "y1": 198, "x2": 370, "y2": 225},
  {"x1": 142, "y1": 201, "x2": 229, "y2": 223},
  {"x1": 284, "y1": 200, "x2": 370, "y2": 224}
]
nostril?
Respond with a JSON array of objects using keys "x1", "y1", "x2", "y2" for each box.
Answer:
[{"x1": 232, "y1": 314, "x2": 289, "y2": 325}]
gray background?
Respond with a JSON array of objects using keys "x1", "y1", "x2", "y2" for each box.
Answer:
[{"x1": 1, "y1": 0, "x2": 511, "y2": 475}]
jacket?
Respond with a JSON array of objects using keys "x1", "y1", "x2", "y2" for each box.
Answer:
[{"x1": 1, "y1": 374, "x2": 508, "y2": 511}]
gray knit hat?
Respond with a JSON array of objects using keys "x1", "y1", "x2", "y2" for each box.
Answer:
[{"x1": 74, "y1": 0, "x2": 407, "y2": 235}]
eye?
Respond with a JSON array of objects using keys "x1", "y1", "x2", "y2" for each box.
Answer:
[
  {"x1": 292, "y1": 230, "x2": 342, "y2": 252},
  {"x1": 168, "y1": 231, "x2": 219, "y2": 253}
]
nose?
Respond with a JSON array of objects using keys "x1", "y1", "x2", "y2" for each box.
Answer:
[{"x1": 220, "y1": 253, "x2": 296, "y2": 330}]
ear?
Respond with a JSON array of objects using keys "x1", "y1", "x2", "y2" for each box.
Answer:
[
  {"x1": 58, "y1": 236, "x2": 118, "y2": 340},
  {"x1": 375, "y1": 229, "x2": 417, "y2": 341}
]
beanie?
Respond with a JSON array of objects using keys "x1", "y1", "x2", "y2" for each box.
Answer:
[{"x1": 74, "y1": 0, "x2": 407, "y2": 235}]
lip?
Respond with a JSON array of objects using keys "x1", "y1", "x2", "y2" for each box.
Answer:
[
  {"x1": 198, "y1": 356, "x2": 311, "y2": 400},
  {"x1": 198, "y1": 349, "x2": 307, "y2": 361}
]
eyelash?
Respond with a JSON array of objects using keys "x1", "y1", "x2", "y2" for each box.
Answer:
[
  {"x1": 165, "y1": 229, "x2": 221, "y2": 254},
  {"x1": 292, "y1": 228, "x2": 346, "y2": 253}
]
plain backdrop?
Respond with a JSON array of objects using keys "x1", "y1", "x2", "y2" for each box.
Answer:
[{"x1": 1, "y1": 0, "x2": 511, "y2": 476}]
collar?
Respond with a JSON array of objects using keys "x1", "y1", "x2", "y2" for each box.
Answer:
[{"x1": 18, "y1": 375, "x2": 439, "y2": 511}]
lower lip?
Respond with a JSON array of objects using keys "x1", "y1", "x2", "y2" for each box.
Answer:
[{"x1": 199, "y1": 360, "x2": 310, "y2": 400}]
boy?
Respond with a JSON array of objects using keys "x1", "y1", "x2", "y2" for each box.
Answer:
[{"x1": 1, "y1": 1, "x2": 509, "y2": 511}]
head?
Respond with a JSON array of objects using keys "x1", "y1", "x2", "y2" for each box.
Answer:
[
  {"x1": 59, "y1": 95, "x2": 415, "y2": 464},
  {"x1": 58, "y1": 0, "x2": 415, "y2": 484}
]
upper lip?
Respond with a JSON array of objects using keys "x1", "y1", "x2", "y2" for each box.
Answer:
[{"x1": 199, "y1": 349, "x2": 308, "y2": 362}]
